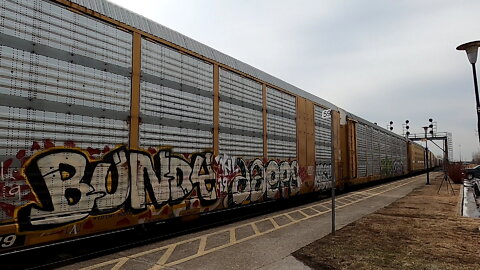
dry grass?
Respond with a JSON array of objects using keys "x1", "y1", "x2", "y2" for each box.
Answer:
[{"x1": 293, "y1": 175, "x2": 480, "y2": 270}]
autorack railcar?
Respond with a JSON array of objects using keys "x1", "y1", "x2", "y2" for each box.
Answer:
[{"x1": 0, "y1": 0, "x2": 436, "y2": 253}]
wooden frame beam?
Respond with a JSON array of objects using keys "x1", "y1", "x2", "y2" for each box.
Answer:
[
  {"x1": 262, "y1": 84, "x2": 267, "y2": 159},
  {"x1": 129, "y1": 32, "x2": 141, "y2": 148},
  {"x1": 213, "y1": 64, "x2": 220, "y2": 156}
]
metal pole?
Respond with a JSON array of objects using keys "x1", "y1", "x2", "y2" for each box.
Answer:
[
  {"x1": 330, "y1": 111, "x2": 336, "y2": 235},
  {"x1": 424, "y1": 129, "x2": 430, "y2": 184},
  {"x1": 459, "y1": 144, "x2": 462, "y2": 162},
  {"x1": 471, "y1": 63, "x2": 480, "y2": 145},
  {"x1": 443, "y1": 139, "x2": 447, "y2": 172}
]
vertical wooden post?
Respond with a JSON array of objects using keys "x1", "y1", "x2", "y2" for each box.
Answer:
[
  {"x1": 330, "y1": 109, "x2": 336, "y2": 235},
  {"x1": 296, "y1": 97, "x2": 307, "y2": 184},
  {"x1": 262, "y1": 84, "x2": 267, "y2": 159},
  {"x1": 213, "y1": 64, "x2": 220, "y2": 156},
  {"x1": 348, "y1": 120, "x2": 358, "y2": 179},
  {"x1": 129, "y1": 32, "x2": 141, "y2": 149},
  {"x1": 305, "y1": 101, "x2": 315, "y2": 182}
]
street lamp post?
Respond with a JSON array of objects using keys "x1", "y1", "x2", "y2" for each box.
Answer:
[
  {"x1": 423, "y1": 126, "x2": 430, "y2": 185},
  {"x1": 457, "y1": 41, "x2": 480, "y2": 145}
]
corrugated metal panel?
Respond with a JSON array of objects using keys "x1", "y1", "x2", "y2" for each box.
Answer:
[
  {"x1": 356, "y1": 123, "x2": 367, "y2": 177},
  {"x1": 219, "y1": 68, "x2": 262, "y2": 107},
  {"x1": 348, "y1": 113, "x2": 408, "y2": 143},
  {"x1": 219, "y1": 133, "x2": 263, "y2": 158},
  {"x1": 0, "y1": 1, "x2": 132, "y2": 221},
  {"x1": 267, "y1": 87, "x2": 296, "y2": 159},
  {"x1": 0, "y1": 2, "x2": 131, "y2": 161},
  {"x1": 366, "y1": 126, "x2": 373, "y2": 176},
  {"x1": 142, "y1": 39, "x2": 213, "y2": 92},
  {"x1": 219, "y1": 68, "x2": 263, "y2": 160},
  {"x1": 0, "y1": 46, "x2": 130, "y2": 111},
  {"x1": 219, "y1": 102, "x2": 262, "y2": 134},
  {"x1": 141, "y1": 82, "x2": 212, "y2": 125},
  {"x1": 0, "y1": 106, "x2": 128, "y2": 158},
  {"x1": 1, "y1": 0, "x2": 132, "y2": 68},
  {"x1": 372, "y1": 129, "x2": 381, "y2": 175},
  {"x1": 356, "y1": 123, "x2": 409, "y2": 177},
  {"x1": 140, "y1": 38, "x2": 213, "y2": 153},
  {"x1": 267, "y1": 138, "x2": 296, "y2": 159},
  {"x1": 267, "y1": 87, "x2": 296, "y2": 115},
  {"x1": 68, "y1": 0, "x2": 338, "y2": 111},
  {"x1": 141, "y1": 124, "x2": 212, "y2": 153},
  {"x1": 314, "y1": 105, "x2": 332, "y2": 163}
]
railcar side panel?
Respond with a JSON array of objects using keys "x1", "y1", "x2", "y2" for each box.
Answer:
[
  {"x1": 0, "y1": 0, "x2": 134, "y2": 250},
  {"x1": 352, "y1": 121, "x2": 408, "y2": 185},
  {"x1": 0, "y1": 0, "x2": 426, "y2": 254},
  {"x1": 313, "y1": 105, "x2": 333, "y2": 191},
  {"x1": 296, "y1": 98, "x2": 316, "y2": 192},
  {"x1": 410, "y1": 142, "x2": 425, "y2": 172},
  {"x1": 219, "y1": 68, "x2": 263, "y2": 159},
  {"x1": 140, "y1": 38, "x2": 214, "y2": 153}
]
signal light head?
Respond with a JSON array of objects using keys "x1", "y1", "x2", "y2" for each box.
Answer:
[
  {"x1": 406, "y1": 125, "x2": 409, "y2": 129},
  {"x1": 390, "y1": 121, "x2": 393, "y2": 125},
  {"x1": 429, "y1": 118, "x2": 433, "y2": 122},
  {"x1": 405, "y1": 120, "x2": 409, "y2": 124},
  {"x1": 406, "y1": 131, "x2": 410, "y2": 136},
  {"x1": 429, "y1": 124, "x2": 433, "y2": 128},
  {"x1": 390, "y1": 127, "x2": 393, "y2": 131}
]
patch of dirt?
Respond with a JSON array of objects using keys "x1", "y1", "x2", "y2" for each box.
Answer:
[{"x1": 293, "y1": 174, "x2": 480, "y2": 270}]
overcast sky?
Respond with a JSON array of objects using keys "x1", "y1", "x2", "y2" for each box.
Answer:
[{"x1": 109, "y1": 0, "x2": 480, "y2": 161}]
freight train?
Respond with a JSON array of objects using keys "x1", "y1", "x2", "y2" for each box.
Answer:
[{"x1": 0, "y1": 0, "x2": 439, "y2": 253}]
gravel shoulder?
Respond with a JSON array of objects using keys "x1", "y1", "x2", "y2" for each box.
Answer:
[{"x1": 293, "y1": 173, "x2": 480, "y2": 270}]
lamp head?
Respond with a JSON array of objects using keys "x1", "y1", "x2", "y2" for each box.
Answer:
[{"x1": 457, "y1": 41, "x2": 480, "y2": 64}]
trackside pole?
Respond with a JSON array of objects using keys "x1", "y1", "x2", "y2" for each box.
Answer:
[{"x1": 328, "y1": 110, "x2": 336, "y2": 235}]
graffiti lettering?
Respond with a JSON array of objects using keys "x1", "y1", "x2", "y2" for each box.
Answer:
[
  {"x1": 380, "y1": 159, "x2": 404, "y2": 176},
  {"x1": 315, "y1": 163, "x2": 332, "y2": 191},
  {"x1": 11, "y1": 147, "x2": 302, "y2": 231}
]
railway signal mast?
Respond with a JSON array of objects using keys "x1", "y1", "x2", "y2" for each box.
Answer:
[{"x1": 404, "y1": 119, "x2": 454, "y2": 192}]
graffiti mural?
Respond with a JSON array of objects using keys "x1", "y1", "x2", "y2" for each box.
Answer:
[
  {"x1": 215, "y1": 154, "x2": 300, "y2": 206},
  {"x1": 380, "y1": 159, "x2": 404, "y2": 176},
  {"x1": 0, "y1": 144, "x2": 303, "y2": 234},
  {"x1": 314, "y1": 163, "x2": 332, "y2": 191}
]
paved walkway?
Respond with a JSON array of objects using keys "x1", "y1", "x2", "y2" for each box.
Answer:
[{"x1": 59, "y1": 173, "x2": 432, "y2": 270}]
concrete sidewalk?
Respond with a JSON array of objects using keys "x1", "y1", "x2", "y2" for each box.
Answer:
[
  {"x1": 56, "y1": 173, "x2": 441, "y2": 270},
  {"x1": 292, "y1": 173, "x2": 480, "y2": 270}
]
